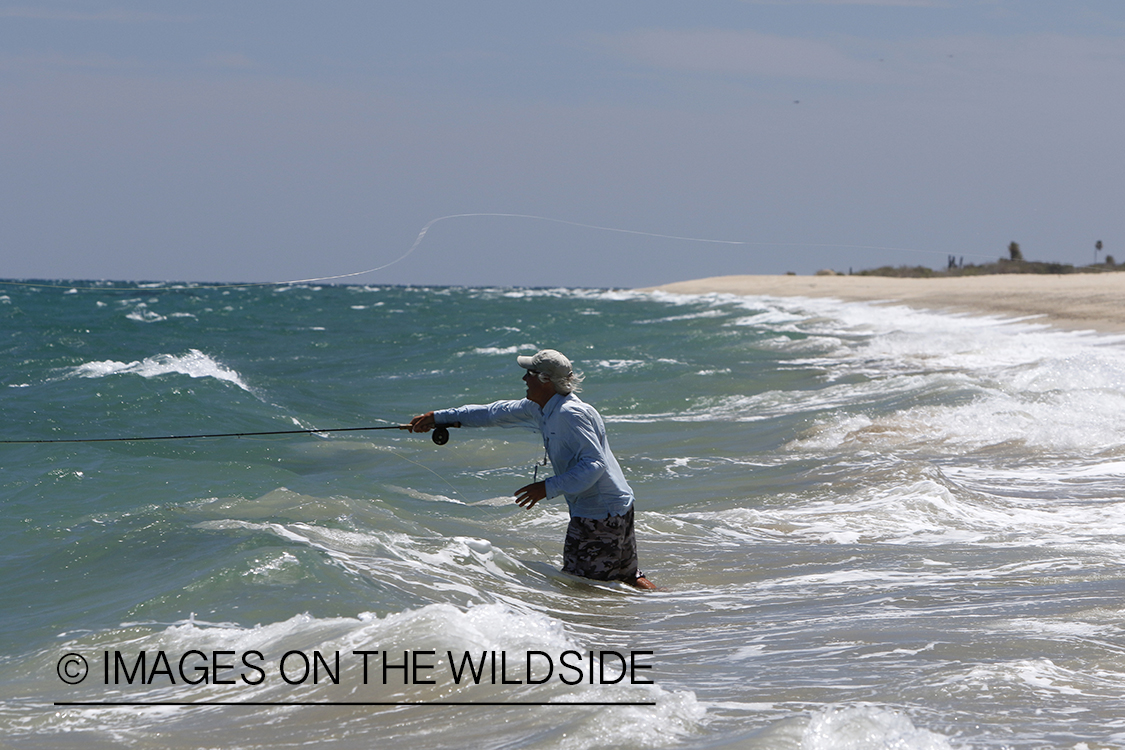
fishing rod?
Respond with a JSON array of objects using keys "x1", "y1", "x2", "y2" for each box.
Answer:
[{"x1": 0, "y1": 423, "x2": 460, "y2": 446}]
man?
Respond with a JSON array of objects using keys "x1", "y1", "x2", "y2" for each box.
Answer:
[{"x1": 409, "y1": 349, "x2": 655, "y2": 590}]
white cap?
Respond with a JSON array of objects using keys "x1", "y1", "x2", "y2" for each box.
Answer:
[{"x1": 516, "y1": 349, "x2": 573, "y2": 380}]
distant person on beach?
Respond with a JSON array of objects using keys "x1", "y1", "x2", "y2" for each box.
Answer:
[{"x1": 409, "y1": 349, "x2": 655, "y2": 590}]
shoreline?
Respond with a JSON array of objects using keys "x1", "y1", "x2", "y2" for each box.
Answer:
[{"x1": 648, "y1": 273, "x2": 1125, "y2": 334}]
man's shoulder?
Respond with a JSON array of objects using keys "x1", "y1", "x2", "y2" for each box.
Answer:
[
  {"x1": 494, "y1": 398, "x2": 543, "y2": 417},
  {"x1": 553, "y1": 394, "x2": 601, "y2": 420}
]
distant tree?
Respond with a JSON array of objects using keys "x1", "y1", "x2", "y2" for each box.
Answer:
[
  {"x1": 1096, "y1": 239, "x2": 1104, "y2": 264},
  {"x1": 1008, "y1": 242, "x2": 1023, "y2": 261},
  {"x1": 1107, "y1": 255, "x2": 1116, "y2": 267}
]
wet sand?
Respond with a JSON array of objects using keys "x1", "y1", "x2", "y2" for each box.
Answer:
[{"x1": 649, "y1": 273, "x2": 1125, "y2": 333}]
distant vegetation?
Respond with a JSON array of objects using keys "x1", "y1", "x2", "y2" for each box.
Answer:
[{"x1": 852, "y1": 240, "x2": 1120, "y2": 278}]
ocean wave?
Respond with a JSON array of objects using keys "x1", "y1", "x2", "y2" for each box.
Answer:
[
  {"x1": 125, "y1": 305, "x2": 167, "y2": 323},
  {"x1": 596, "y1": 359, "x2": 649, "y2": 372},
  {"x1": 945, "y1": 657, "x2": 1125, "y2": 702},
  {"x1": 461, "y1": 345, "x2": 531, "y2": 356},
  {"x1": 67, "y1": 350, "x2": 252, "y2": 392},
  {"x1": 799, "y1": 705, "x2": 957, "y2": 750},
  {"x1": 726, "y1": 296, "x2": 1125, "y2": 458},
  {"x1": 692, "y1": 469, "x2": 1125, "y2": 550},
  {"x1": 791, "y1": 377, "x2": 1125, "y2": 456},
  {"x1": 633, "y1": 309, "x2": 729, "y2": 325}
]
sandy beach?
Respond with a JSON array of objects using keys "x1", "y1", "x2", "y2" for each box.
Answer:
[{"x1": 650, "y1": 273, "x2": 1125, "y2": 334}]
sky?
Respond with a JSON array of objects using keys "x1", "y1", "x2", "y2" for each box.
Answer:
[{"x1": 2, "y1": 0, "x2": 1123, "y2": 288}]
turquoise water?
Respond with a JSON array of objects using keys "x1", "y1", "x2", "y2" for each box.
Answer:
[{"x1": 2, "y1": 281, "x2": 1124, "y2": 748}]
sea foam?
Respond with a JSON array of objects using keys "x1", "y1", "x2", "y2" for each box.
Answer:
[{"x1": 69, "y1": 350, "x2": 252, "y2": 392}]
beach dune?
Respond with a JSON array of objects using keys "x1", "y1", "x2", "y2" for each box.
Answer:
[{"x1": 650, "y1": 273, "x2": 1125, "y2": 334}]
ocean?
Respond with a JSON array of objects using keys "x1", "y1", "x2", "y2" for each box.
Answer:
[{"x1": 1, "y1": 281, "x2": 1123, "y2": 749}]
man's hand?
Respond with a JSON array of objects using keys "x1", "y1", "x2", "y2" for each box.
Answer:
[
  {"x1": 409, "y1": 412, "x2": 436, "y2": 433},
  {"x1": 514, "y1": 481, "x2": 547, "y2": 509}
]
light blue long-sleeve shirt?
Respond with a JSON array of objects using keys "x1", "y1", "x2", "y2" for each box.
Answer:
[{"x1": 434, "y1": 393, "x2": 634, "y2": 519}]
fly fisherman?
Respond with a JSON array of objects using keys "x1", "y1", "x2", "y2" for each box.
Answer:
[{"x1": 409, "y1": 349, "x2": 655, "y2": 590}]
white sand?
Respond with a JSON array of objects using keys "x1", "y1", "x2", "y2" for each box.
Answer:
[{"x1": 649, "y1": 273, "x2": 1125, "y2": 333}]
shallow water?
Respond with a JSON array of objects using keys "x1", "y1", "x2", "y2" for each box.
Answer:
[{"x1": 2, "y1": 282, "x2": 1123, "y2": 748}]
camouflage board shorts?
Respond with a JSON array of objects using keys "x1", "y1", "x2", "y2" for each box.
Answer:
[{"x1": 561, "y1": 506, "x2": 641, "y2": 583}]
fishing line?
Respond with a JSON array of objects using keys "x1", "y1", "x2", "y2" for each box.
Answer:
[
  {"x1": 0, "y1": 424, "x2": 455, "y2": 445},
  {"x1": 243, "y1": 212, "x2": 998, "y2": 285},
  {"x1": 0, "y1": 419, "x2": 523, "y2": 507},
  {"x1": 0, "y1": 212, "x2": 991, "y2": 292},
  {"x1": 3, "y1": 417, "x2": 548, "y2": 526},
  {"x1": 378, "y1": 445, "x2": 471, "y2": 505},
  {"x1": 3, "y1": 417, "x2": 529, "y2": 521},
  {"x1": 379, "y1": 438, "x2": 560, "y2": 572}
]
